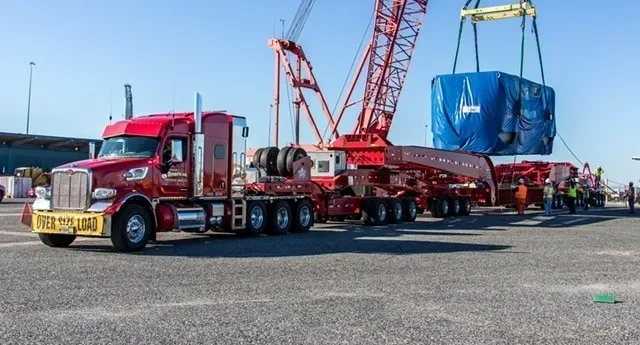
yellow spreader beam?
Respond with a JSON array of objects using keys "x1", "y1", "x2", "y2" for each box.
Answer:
[{"x1": 461, "y1": 2, "x2": 536, "y2": 22}]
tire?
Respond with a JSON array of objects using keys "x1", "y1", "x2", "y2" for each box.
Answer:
[
  {"x1": 292, "y1": 198, "x2": 313, "y2": 233},
  {"x1": 277, "y1": 146, "x2": 293, "y2": 177},
  {"x1": 362, "y1": 198, "x2": 387, "y2": 226},
  {"x1": 387, "y1": 198, "x2": 403, "y2": 224},
  {"x1": 252, "y1": 148, "x2": 264, "y2": 168},
  {"x1": 434, "y1": 198, "x2": 449, "y2": 218},
  {"x1": 459, "y1": 197, "x2": 471, "y2": 216},
  {"x1": 448, "y1": 198, "x2": 461, "y2": 217},
  {"x1": 111, "y1": 204, "x2": 152, "y2": 252},
  {"x1": 268, "y1": 200, "x2": 292, "y2": 235},
  {"x1": 259, "y1": 146, "x2": 280, "y2": 176},
  {"x1": 38, "y1": 234, "x2": 76, "y2": 248},
  {"x1": 402, "y1": 198, "x2": 418, "y2": 222},
  {"x1": 243, "y1": 201, "x2": 267, "y2": 236},
  {"x1": 286, "y1": 147, "x2": 308, "y2": 175}
]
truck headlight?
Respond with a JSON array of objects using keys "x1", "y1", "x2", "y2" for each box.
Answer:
[
  {"x1": 34, "y1": 186, "x2": 51, "y2": 199},
  {"x1": 123, "y1": 167, "x2": 149, "y2": 181},
  {"x1": 92, "y1": 188, "x2": 117, "y2": 200}
]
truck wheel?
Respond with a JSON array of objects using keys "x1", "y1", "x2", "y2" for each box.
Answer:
[
  {"x1": 38, "y1": 234, "x2": 76, "y2": 248},
  {"x1": 448, "y1": 198, "x2": 461, "y2": 217},
  {"x1": 402, "y1": 198, "x2": 418, "y2": 222},
  {"x1": 363, "y1": 198, "x2": 387, "y2": 226},
  {"x1": 269, "y1": 200, "x2": 292, "y2": 235},
  {"x1": 277, "y1": 147, "x2": 293, "y2": 177},
  {"x1": 387, "y1": 198, "x2": 403, "y2": 224},
  {"x1": 111, "y1": 204, "x2": 152, "y2": 252},
  {"x1": 243, "y1": 201, "x2": 267, "y2": 236},
  {"x1": 292, "y1": 198, "x2": 313, "y2": 233}
]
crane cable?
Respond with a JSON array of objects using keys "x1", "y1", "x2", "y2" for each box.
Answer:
[
  {"x1": 286, "y1": 0, "x2": 317, "y2": 42},
  {"x1": 321, "y1": 11, "x2": 375, "y2": 141}
]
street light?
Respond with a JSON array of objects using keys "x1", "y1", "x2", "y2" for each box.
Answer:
[
  {"x1": 26, "y1": 61, "x2": 36, "y2": 134},
  {"x1": 424, "y1": 124, "x2": 429, "y2": 147}
]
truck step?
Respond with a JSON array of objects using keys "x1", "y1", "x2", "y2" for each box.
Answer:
[{"x1": 231, "y1": 199, "x2": 246, "y2": 230}]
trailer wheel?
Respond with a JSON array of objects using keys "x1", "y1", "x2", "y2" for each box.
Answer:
[
  {"x1": 111, "y1": 204, "x2": 152, "y2": 252},
  {"x1": 259, "y1": 146, "x2": 280, "y2": 176},
  {"x1": 292, "y1": 198, "x2": 313, "y2": 233},
  {"x1": 402, "y1": 198, "x2": 418, "y2": 222},
  {"x1": 243, "y1": 201, "x2": 267, "y2": 236},
  {"x1": 434, "y1": 198, "x2": 449, "y2": 218},
  {"x1": 268, "y1": 200, "x2": 292, "y2": 235},
  {"x1": 38, "y1": 234, "x2": 76, "y2": 248},
  {"x1": 387, "y1": 198, "x2": 403, "y2": 224},
  {"x1": 459, "y1": 197, "x2": 471, "y2": 216},
  {"x1": 277, "y1": 146, "x2": 293, "y2": 177},
  {"x1": 448, "y1": 198, "x2": 461, "y2": 217},
  {"x1": 363, "y1": 198, "x2": 387, "y2": 226}
]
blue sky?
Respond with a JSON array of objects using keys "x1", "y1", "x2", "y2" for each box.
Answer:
[{"x1": 1, "y1": 0, "x2": 637, "y2": 186}]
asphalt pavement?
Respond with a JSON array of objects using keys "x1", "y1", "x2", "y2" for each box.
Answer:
[{"x1": 0, "y1": 198, "x2": 639, "y2": 344}]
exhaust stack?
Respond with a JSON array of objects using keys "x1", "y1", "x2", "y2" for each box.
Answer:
[
  {"x1": 124, "y1": 84, "x2": 133, "y2": 119},
  {"x1": 193, "y1": 92, "x2": 204, "y2": 197},
  {"x1": 88, "y1": 142, "x2": 96, "y2": 159}
]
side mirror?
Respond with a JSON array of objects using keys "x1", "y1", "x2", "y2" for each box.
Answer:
[
  {"x1": 242, "y1": 126, "x2": 249, "y2": 138},
  {"x1": 170, "y1": 139, "x2": 184, "y2": 163}
]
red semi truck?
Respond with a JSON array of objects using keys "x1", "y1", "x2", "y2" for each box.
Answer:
[{"x1": 20, "y1": 92, "x2": 431, "y2": 252}]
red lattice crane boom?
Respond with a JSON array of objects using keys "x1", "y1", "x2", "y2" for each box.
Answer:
[
  {"x1": 270, "y1": 0, "x2": 428, "y2": 150},
  {"x1": 332, "y1": 0, "x2": 428, "y2": 143}
]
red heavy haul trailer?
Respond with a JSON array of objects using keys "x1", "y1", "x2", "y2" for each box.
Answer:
[
  {"x1": 249, "y1": 0, "x2": 501, "y2": 220},
  {"x1": 21, "y1": 93, "x2": 324, "y2": 252}
]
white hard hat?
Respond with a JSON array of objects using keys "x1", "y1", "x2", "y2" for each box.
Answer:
[
  {"x1": 518, "y1": 178, "x2": 524, "y2": 183},
  {"x1": 545, "y1": 178, "x2": 551, "y2": 184}
]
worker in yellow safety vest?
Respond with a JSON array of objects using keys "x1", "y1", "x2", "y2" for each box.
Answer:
[
  {"x1": 543, "y1": 178, "x2": 554, "y2": 216},
  {"x1": 595, "y1": 166, "x2": 604, "y2": 186},
  {"x1": 567, "y1": 180, "x2": 578, "y2": 214}
]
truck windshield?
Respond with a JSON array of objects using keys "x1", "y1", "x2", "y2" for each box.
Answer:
[{"x1": 98, "y1": 136, "x2": 160, "y2": 158}]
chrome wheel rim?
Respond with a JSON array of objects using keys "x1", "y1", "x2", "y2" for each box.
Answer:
[
  {"x1": 442, "y1": 201, "x2": 449, "y2": 215},
  {"x1": 126, "y1": 215, "x2": 145, "y2": 243},
  {"x1": 465, "y1": 201, "x2": 471, "y2": 213},
  {"x1": 454, "y1": 200, "x2": 460, "y2": 214},
  {"x1": 276, "y1": 207, "x2": 289, "y2": 228},
  {"x1": 409, "y1": 202, "x2": 417, "y2": 218},
  {"x1": 250, "y1": 206, "x2": 264, "y2": 228},
  {"x1": 299, "y1": 206, "x2": 311, "y2": 227},
  {"x1": 377, "y1": 203, "x2": 386, "y2": 222},
  {"x1": 394, "y1": 202, "x2": 402, "y2": 220}
]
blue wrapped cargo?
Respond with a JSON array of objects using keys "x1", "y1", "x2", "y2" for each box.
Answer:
[{"x1": 431, "y1": 71, "x2": 556, "y2": 156}]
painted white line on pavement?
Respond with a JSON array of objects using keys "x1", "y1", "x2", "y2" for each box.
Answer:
[
  {"x1": 0, "y1": 213, "x2": 22, "y2": 217},
  {"x1": 0, "y1": 230, "x2": 36, "y2": 237}
]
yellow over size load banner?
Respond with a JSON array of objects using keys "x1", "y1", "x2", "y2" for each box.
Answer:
[{"x1": 32, "y1": 212, "x2": 105, "y2": 236}]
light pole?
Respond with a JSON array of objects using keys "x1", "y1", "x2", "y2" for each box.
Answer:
[
  {"x1": 26, "y1": 61, "x2": 36, "y2": 134},
  {"x1": 269, "y1": 104, "x2": 273, "y2": 146},
  {"x1": 424, "y1": 124, "x2": 429, "y2": 147}
]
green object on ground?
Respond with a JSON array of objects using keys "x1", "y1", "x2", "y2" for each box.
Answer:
[{"x1": 593, "y1": 293, "x2": 617, "y2": 304}]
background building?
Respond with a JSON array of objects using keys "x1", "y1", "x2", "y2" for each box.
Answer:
[{"x1": 0, "y1": 132, "x2": 102, "y2": 174}]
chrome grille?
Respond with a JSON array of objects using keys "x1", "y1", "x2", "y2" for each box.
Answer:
[{"x1": 51, "y1": 170, "x2": 90, "y2": 210}]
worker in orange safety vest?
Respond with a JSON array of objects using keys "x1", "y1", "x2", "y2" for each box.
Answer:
[{"x1": 513, "y1": 178, "x2": 528, "y2": 215}]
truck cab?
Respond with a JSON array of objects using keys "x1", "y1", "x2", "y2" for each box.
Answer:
[{"x1": 22, "y1": 93, "x2": 257, "y2": 251}]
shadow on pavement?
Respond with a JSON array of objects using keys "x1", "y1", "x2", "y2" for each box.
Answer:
[{"x1": 70, "y1": 219, "x2": 511, "y2": 258}]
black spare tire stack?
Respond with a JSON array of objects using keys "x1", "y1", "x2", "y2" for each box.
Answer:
[{"x1": 252, "y1": 146, "x2": 308, "y2": 178}]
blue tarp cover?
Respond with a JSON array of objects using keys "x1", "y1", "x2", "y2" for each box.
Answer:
[{"x1": 431, "y1": 71, "x2": 556, "y2": 155}]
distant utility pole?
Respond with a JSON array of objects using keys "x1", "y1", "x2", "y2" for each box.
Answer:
[
  {"x1": 26, "y1": 61, "x2": 36, "y2": 134},
  {"x1": 269, "y1": 104, "x2": 273, "y2": 146},
  {"x1": 424, "y1": 124, "x2": 429, "y2": 147}
]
